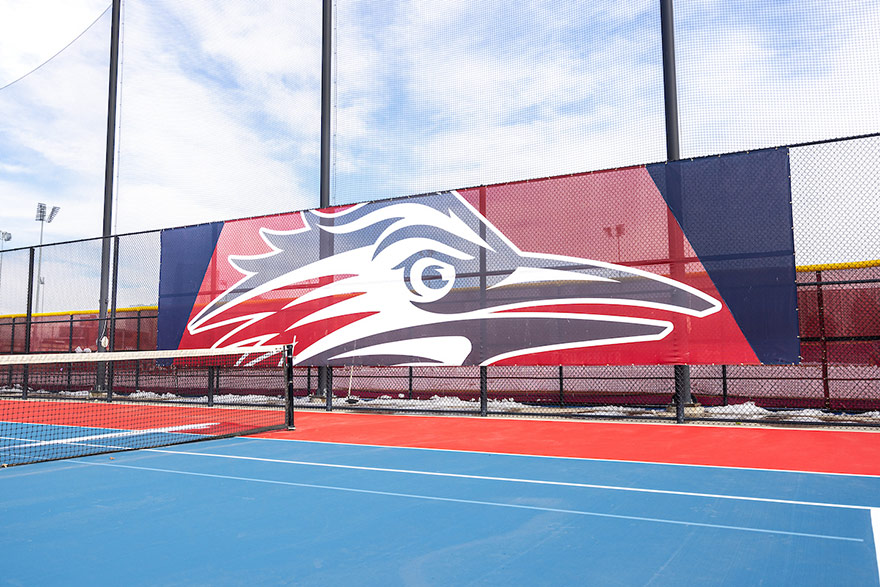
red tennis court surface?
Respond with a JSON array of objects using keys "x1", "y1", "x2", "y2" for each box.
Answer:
[{"x1": 258, "y1": 412, "x2": 880, "y2": 476}]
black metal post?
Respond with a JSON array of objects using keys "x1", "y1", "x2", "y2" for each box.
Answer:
[
  {"x1": 7, "y1": 316, "x2": 15, "y2": 388},
  {"x1": 721, "y1": 365, "x2": 728, "y2": 406},
  {"x1": 96, "y1": 0, "x2": 121, "y2": 398},
  {"x1": 23, "y1": 248, "x2": 35, "y2": 398},
  {"x1": 316, "y1": 0, "x2": 334, "y2": 406},
  {"x1": 480, "y1": 366, "x2": 488, "y2": 417},
  {"x1": 661, "y1": 0, "x2": 693, "y2": 417},
  {"x1": 105, "y1": 235, "x2": 121, "y2": 401},
  {"x1": 408, "y1": 366, "x2": 414, "y2": 400},
  {"x1": 134, "y1": 310, "x2": 141, "y2": 390},
  {"x1": 816, "y1": 271, "x2": 831, "y2": 409},
  {"x1": 207, "y1": 366, "x2": 215, "y2": 407},
  {"x1": 320, "y1": 0, "x2": 332, "y2": 211},
  {"x1": 558, "y1": 365, "x2": 565, "y2": 406},
  {"x1": 675, "y1": 364, "x2": 689, "y2": 423},
  {"x1": 67, "y1": 314, "x2": 74, "y2": 391},
  {"x1": 284, "y1": 345, "x2": 296, "y2": 430}
]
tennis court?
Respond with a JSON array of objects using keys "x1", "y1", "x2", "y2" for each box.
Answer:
[{"x1": 2, "y1": 412, "x2": 880, "y2": 585}]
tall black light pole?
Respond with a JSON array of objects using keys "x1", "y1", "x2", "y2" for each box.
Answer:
[
  {"x1": 317, "y1": 0, "x2": 334, "y2": 408},
  {"x1": 96, "y1": 0, "x2": 122, "y2": 391},
  {"x1": 660, "y1": 0, "x2": 693, "y2": 421}
]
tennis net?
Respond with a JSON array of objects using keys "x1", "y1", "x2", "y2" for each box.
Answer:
[{"x1": 0, "y1": 345, "x2": 296, "y2": 467}]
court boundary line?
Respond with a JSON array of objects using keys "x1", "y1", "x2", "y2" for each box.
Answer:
[
  {"x1": 145, "y1": 446, "x2": 878, "y2": 511},
  {"x1": 0, "y1": 423, "x2": 215, "y2": 449},
  {"x1": 76, "y1": 460, "x2": 865, "y2": 544},
  {"x1": 872, "y1": 508, "x2": 880, "y2": 582},
  {"x1": 270, "y1": 410, "x2": 880, "y2": 435},
  {"x1": 244, "y1": 436, "x2": 880, "y2": 479}
]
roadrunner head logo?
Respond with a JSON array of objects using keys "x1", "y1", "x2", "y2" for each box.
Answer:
[{"x1": 187, "y1": 191, "x2": 721, "y2": 365}]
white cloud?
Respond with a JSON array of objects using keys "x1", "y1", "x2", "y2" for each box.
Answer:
[
  {"x1": 0, "y1": 7, "x2": 110, "y2": 249},
  {"x1": 0, "y1": 0, "x2": 109, "y2": 88},
  {"x1": 112, "y1": 0, "x2": 322, "y2": 233},
  {"x1": 331, "y1": 0, "x2": 665, "y2": 201},
  {"x1": 0, "y1": 0, "x2": 878, "y2": 274},
  {"x1": 677, "y1": 1, "x2": 880, "y2": 156}
]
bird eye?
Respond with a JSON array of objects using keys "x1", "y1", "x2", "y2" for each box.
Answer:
[{"x1": 408, "y1": 257, "x2": 455, "y2": 302}]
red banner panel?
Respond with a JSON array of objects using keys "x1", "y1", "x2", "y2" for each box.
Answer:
[{"x1": 159, "y1": 151, "x2": 798, "y2": 365}]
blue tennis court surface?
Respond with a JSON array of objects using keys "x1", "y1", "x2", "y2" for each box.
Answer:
[
  {"x1": 2, "y1": 435, "x2": 879, "y2": 585},
  {"x1": 0, "y1": 421, "x2": 214, "y2": 466}
]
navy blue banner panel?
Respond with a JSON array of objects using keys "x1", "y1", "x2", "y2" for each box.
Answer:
[
  {"x1": 647, "y1": 149, "x2": 799, "y2": 364},
  {"x1": 157, "y1": 222, "x2": 224, "y2": 351}
]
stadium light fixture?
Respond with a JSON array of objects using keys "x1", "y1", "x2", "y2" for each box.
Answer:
[
  {"x1": 34, "y1": 203, "x2": 61, "y2": 314},
  {"x1": 0, "y1": 230, "x2": 10, "y2": 291}
]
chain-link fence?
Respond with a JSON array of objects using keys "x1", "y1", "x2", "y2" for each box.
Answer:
[{"x1": 1, "y1": 134, "x2": 878, "y2": 426}]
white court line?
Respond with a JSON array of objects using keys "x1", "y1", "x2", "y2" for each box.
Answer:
[
  {"x1": 251, "y1": 436, "x2": 880, "y2": 478},
  {"x1": 145, "y1": 447, "x2": 874, "y2": 512},
  {"x1": 0, "y1": 436, "x2": 40, "y2": 444},
  {"x1": 872, "y1": 509, "x2": 880, "y2": 583},
  {"x1": 78, "y1": 460, "x2": 864, "y2": 544},
  {"x1": 0, "y1": 423, "x2": 216, "y2": 450}
]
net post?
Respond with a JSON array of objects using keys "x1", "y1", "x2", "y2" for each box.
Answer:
[
  {"x1": 284, "y1": 344, "x2": 296, "y2": 430},
  {"x1": 480, "y1": 366, "x2": 488, "y2": 417}
]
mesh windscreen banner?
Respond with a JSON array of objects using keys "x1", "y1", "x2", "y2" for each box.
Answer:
[{"x1": 158, "y1": 149, "x2": 798, "y2": 366}]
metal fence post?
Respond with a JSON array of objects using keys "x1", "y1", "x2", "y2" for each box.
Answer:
[
  {"x1": 480, "y1": 366, "x2": 488, "y2": 417},
  {"x1": 558, "y1": 365, "x2": 565, "y2": 406},
  {"x1": 408, "y1": 366, "x2": 414, "y2": 400},
  {"x1": 207, "y1": 366, "x2": 215, "y2": 407},
  {"x1": 67, "y1": 314, "x2": 74, "y2": 391},
  {"x1": 134, "y1": 310, "x2": 141, "y2": 390},
  {"x1": 816, "y1": 271, "x2": 832, "y2": 409},
  {"x1": 661, "y1": 0, "x2": 693, "y2": 416},
  {"x1": 106, "y1": 235, "x2": 120, "y2": 401},
  {"x1": 324, "y1": 367, "x2": 333, "y2": 411},
  {"x1": 675, "y1": 365, "x2": 689, "y2": 423},
  {"x1": 721, "y1": 365, "x2": 728, "y2": 406},
  {"x1": 7, "y1": 316, "x2": 15, "y2": 389},
  {"x1": 23, "y1": 247, "x2": 35, "y2": 398},
  {"x1": 284, "y1": 344, "x2": 296, "y2": 430}
]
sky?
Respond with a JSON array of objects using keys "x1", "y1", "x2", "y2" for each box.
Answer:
[{"x1": 1, "y1": 0, "x2": 879, "y2": 313}]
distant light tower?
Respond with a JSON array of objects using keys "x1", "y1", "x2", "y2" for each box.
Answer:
[
  {"x1": 35, "y1": 203, "x2": 60, "y2": 313},
  {"x1": 603, "y1": 224, "x2": 625, "y2": 262},
  {"x1": 0, "y1": 230, "x2": 11, "y2": 292}
]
